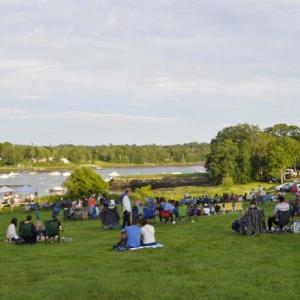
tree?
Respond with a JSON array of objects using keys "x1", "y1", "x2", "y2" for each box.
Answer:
[
  {"x1": 264, "y1": 123, "x2": 300, "y2": 140},
  {"x1": 63, "y1": 167, "x2": 108, "y2": 199},
  {"x1": 266, "y1": 142, "x2": 293, "y2": 183}
]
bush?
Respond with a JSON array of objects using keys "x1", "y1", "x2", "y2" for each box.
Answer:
[
  {"x1": 221, "y1": 176, "x2": 234, "y2": 188},
  {"x1": 63, "y1": 167, "x2": 108, "y2": 199},
  {"x1": 132, "y1": 185, "x2": 154, "y2": 200}
]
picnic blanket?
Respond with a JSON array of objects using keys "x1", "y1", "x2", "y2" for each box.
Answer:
[{"x1": 129, "y1": 243, "x2": 164, "y2": 250}]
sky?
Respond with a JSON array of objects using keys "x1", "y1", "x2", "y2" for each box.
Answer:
[{"x1": 0, "y1": 0, "x2": 299, "y2": 146}]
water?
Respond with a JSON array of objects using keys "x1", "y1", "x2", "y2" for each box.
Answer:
[{"x1": 0, "y1": 165, "x2": 206, "y2": 196}]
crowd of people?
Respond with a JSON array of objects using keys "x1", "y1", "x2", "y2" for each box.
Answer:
[
  {"x1": 6, "y1": 213, "x2": 62, "y2": 244},
  {"x1": 5, "y1": 185, "x2": 300, "y2": 246}
]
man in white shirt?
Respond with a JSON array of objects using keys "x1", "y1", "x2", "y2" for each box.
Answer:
[{"x1": 122, "y1": 189, "x2": 132, "y2": 228}]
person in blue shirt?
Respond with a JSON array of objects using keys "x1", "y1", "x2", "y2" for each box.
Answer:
[{"x1": 118, "y1": 219, "x2": 141, "y2": 248}]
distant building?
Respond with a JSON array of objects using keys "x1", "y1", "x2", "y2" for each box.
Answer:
[{"x1": 60, "y1": 158, "x2": 70, "y2": 164}]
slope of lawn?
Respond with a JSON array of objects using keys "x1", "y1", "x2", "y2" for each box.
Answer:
[{"x1": 0, "y1": 202, "x2": 300, "y2": 300}]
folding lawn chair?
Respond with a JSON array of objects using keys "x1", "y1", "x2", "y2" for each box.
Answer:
[
  {"x1": 45, "y1": 220, "x2": 61, "y2": 242},
  {"x1": 177, "y1": 205, "x2": 188, "y2": 222}
]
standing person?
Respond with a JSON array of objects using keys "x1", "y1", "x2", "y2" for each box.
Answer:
[
  {"x1": 88, "y1": 194, "x2": 96, "y2": 215},
  {"x1": 122, "y1": 189, "x2": 132, "y2": 228}
]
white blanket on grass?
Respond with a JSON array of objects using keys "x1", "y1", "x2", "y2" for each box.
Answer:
[{"x1": 129, "y1": 243, "x2": 164, "y2": 250}]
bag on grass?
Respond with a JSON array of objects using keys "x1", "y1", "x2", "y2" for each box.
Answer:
[
  {"x1": 291, "y1": 221, "x2": 300, "y2": 234},
  {"x1": 232, "y1": 220, "x2": 240, "y2": 233}
]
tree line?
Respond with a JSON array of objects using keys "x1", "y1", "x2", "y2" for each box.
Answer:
[
  {"x1": 206, "y1": 123, "x2": 300, "y2": 184},
  {"x1": 0, "y1": 142, "x2": 210, "y2": 166}
]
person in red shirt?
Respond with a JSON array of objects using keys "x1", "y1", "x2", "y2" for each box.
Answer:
[{"x1": 88, "y1": 194, "x2": 96, "y2": 215}]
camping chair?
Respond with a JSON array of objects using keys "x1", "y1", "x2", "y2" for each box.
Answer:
[
  {"x1": 143, "y1": 206, "x2": 156, "y2": 223},
  {"x1": 45, "y1": 220, "x2": 61, "y2": 242},
  {"x1": 223, "y1": 203, "x2": 233, "y2": 214},
  {"x1": 177, "y1": 205, "x2": 188, "y2": 222},
  {"x1": 275, "y1": 210, "x2": 293, "y2": 232},
  {"x1": 19, "y1": 222, "x2": 37, "y2": 244},
  {"x1": 234, "y1": 202, "x2": 244, "y2": 214},
  {"x1": 160, "y1": 210, "x2": 171, "y2": 223},
  {"x1": 63, "y1": 208, "x2": 72, "y2": 220}
]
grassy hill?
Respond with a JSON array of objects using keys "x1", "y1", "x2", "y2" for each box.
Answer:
[{"x1": 1, "y1": 203, "x2": 300, "y2": 299}]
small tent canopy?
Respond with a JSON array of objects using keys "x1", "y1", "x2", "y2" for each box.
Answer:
[
  {"x1": 0, "y1": 186, "x2": 16, "y2": 194},
  {"x1": 14, "y1": 185, "x2": 35, "y2": 195}
]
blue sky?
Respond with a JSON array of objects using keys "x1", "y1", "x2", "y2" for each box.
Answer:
[{"x1": 0, "y1": 0, "x2": 299, "y2": 145}]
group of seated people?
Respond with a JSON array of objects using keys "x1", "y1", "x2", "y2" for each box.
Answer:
[
  {"x1": 6, "y1": 214, "x2": 62, "y2": 244},
  {"x1": 113, "y1": 217, "x2": 156, "y2": 251},
  {"x1": 232, "y1": 195, "x2": 293, "y2": 235}
]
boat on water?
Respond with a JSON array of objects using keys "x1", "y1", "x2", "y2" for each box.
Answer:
[
  {"x1": 171, "y1": 172, "x2": 182, "y2": 175},
  {"x1": 49, "y1": 171, "x2": 61, "y2": 176},
  {"x1": 8, "y1": 172, "x2": 19, "y2": 177},
  {"x1": 62, "y1": 172, "x2": 71, "y2": 177},
  {"x1": 108, "y1": 171, "x2": 120, "y2": 177},
  {"x1": 0, "y1": 174, "x2": 10, "y2": 179},
  {"x1": 48, "y1": 186, "x2": 65, "y2": 195}
]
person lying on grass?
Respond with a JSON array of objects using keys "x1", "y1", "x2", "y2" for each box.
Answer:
[{"x1": 140, "y1": 218, "x2": 156, "y2": 246}]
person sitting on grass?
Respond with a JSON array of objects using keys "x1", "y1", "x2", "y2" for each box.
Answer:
[
  {"x1": 117, "y1": 218, "x2": 141, "y2": 249},
  {"x1": 6, "y1": 218, "x2": 23, "y2": 243},
  {"x1": 140, "y1": 218, "x2": 156, "y2": 246},
  {"x1": 159, "y1": 200, "x2": 175, "y2": 223},
  {"x1": 232, "y1": 200, "x2": 266, "y2": 235},
  {"x1": 267, "y1": 195, "x2": 290, "y2": 231},
  {"x1": 19, "y1": 215, "x2": 38, "y2": 244},
  {"x1": 203, "y1": 204, "x2": 210, "y2": 216}
]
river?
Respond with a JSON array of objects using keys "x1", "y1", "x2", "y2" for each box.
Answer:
[{"x1": 0, "y1": 165, "x2": 206, "y2": 196}]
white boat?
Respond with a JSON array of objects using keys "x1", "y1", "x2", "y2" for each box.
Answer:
[
  {"x1": 108, "y1": 171, "x2": 120, "y2": 177},
  {"x1": 62, "y1": 172, "x2": 71, "y2": 177},
  {"x1": 28, "y1": 172, "x2": 37, "y2": 175},
  {"x1": 171, "y1": 172, "x2": 182, "y2": 175},
  {"x1": 0, "y1": 174, "x2": 10, "y2": 179},
  {"x1": 8, "y1": 172, "x2": 19, "y2": 177},
  {"x1": 49, "y1": 171, "x2": 61, "y2": 176},
  {"x1": 48, "y1": 186, "x2": 65, "y2": 195}
]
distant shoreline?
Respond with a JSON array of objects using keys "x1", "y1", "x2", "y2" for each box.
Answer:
[{"x1": 0, "y1": 162, "x2": 205, "y2": 173}]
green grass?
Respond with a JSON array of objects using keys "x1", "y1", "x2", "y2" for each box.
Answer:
[
  {"x1": 153, "y1": 182, "x2": 277, "y2": 200},
  {"x1": 1, "y1": 203, "x2": 300, "y2": 300}
]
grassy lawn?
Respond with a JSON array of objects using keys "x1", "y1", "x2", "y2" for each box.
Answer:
[
  {"x1": 152, "y1": 182, "x2": 277, "y2": 200},
  {"x1": 1, "y1": 203, "x2": 300, "y2": 300}
]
